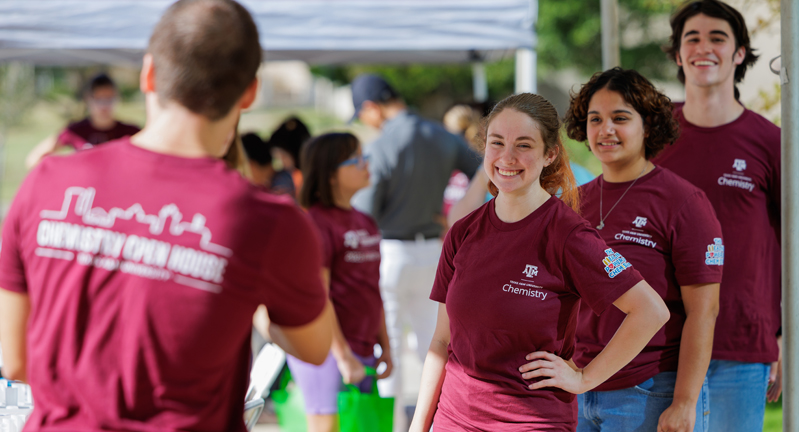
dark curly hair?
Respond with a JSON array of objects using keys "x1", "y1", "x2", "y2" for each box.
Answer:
[
  {"x1": 479, "y1": 93, "x2": 579, "y2": 212},
  {"x1": 663, "y1": 0, "x2": 758, "y2": 100},
  {"x1": 565, "y1": 67, "x2": 679, "y2": 160}
]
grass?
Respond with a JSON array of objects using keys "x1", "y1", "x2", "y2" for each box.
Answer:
[{"x1": 764, "y1": 400, "x2": 782, "y2": 431}]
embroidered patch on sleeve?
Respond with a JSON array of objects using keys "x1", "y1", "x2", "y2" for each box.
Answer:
[
  {"x1": 602, "y1": 248, "x2": 632, "y2": 278},
  {"x1": 705, "y1": 238, "x2": 724, "y2": 266}
]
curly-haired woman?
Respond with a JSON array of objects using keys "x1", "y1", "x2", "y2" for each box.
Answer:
[{"x1": 565, "y1": 67, "x2": 723, "y2": 432}]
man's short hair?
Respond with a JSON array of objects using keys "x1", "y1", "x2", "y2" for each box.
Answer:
[
  {"x1": 84, "y1": 72, "x2": 116, "y2": 97},
  {"x1": 664, "y1": 0, "x2": 758, "y2": 97},
  {"x1": 148, "y1": 0, "x2": 262, "y2": 121}
]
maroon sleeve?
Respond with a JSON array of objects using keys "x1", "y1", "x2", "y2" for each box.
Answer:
[
  {"x1": 56, "y1": 127, "x2": 84, "y2": 149},
  {"x1": 261, "y1": 205, "x2": 327, "y2": 327},
  {"x1": 670, "y1": 192, "x2": 724, "y2": 286},
  {"x1": 122, "y1": 123, "x2": 141, "y2": 136},
  {"x1": 430, "y1": 224, "x2": 458, "y2": 303},
  {"x1": 767, "y1": 124, "x2": 781, "y2": 229},
  {"x1": 563, "y1": 223, "x2": 644, "y2": 315},
  {"x1": 0, "y1": 173, "x2": 34, "y2": 294}
]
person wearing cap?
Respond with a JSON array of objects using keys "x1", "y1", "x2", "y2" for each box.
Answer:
[{"x1": 350, "y1": 73, "x2": 481, "y2": 430}]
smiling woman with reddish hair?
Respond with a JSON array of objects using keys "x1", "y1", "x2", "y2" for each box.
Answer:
[{"x1": 409, "y1": 93, "x2": 669, "y2": 432}]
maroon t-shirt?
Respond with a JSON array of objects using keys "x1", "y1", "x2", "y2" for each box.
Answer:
[
  {"x1": 574, "y1": 167, "x2": 723, "y2": 391},
  {"x1": 429, "y1": 198, "x2": 643, "y2": 431},
  {"x1": 0, "y1": 138, "x2": 327, "y2": 432},
  {"x1": 57, "y1": 118, "x2": 141, "y2": 150},
  {"x1": 654, "y1": 104, "x2": 781, "y2": 363},
  {"x1": 308, "y1": 205, "x2": 383, "y2": 358}
]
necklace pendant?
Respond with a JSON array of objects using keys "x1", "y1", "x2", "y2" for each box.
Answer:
[{"x1": 596, "y1": 222, "x2": 604, "y2": 230}]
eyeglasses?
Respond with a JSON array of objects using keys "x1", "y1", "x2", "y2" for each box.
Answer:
[{"x1": 338, "y1": 154, "x2": 370, "y2": 168}]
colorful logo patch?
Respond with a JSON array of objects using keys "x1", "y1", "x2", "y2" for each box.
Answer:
[
  {"x1": 602, "y1": 248, "x2": 632, "y2": 278},
  {"x1": 705, "y1": 238, "x2": 724, "y2": 265}
]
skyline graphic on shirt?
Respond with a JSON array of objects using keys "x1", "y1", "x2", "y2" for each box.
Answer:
[{"x1": 40, "y1": 186, "x2": 232, "y2": 257}]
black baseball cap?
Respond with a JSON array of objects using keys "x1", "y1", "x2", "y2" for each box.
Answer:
[{"x1": 350, "y1": 74, "x2": 398, "y2": 122}]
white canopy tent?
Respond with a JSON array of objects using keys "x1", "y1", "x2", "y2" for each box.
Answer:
[{"x1": 0, "y1": 0, "x2": 538, "y2": 95}]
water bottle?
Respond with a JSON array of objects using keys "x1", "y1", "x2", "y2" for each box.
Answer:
[
  {"x1": 4, "y1": 387, "x2": 16, "y2": 408},
  {"x1": 9, "y1": 385, "x2": 26, "y2": 407}
]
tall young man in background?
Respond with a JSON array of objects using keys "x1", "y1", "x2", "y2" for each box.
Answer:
[{"x1": 655, "y1": 1, "x2": 781, "y2": 430}]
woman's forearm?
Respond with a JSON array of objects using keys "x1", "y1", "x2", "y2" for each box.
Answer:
[
  {"x1": 672, "y1": 310, "x2": 715, "y2": 405},
  {"x1": 330, "y1": 311, "x2": 354, "y2": 361},
  {"x1": 377, "y1": 309, "x2": 390, "y2": 352},
  {"x1": 410, "y1": 303, "x2": 451, "y2": 432},
  {"x1": 409, "y1": 338, "x2": 448, "y2": 432},
  {"x1": 672, "y1": 283, "x2": 719, "y2": 405}
]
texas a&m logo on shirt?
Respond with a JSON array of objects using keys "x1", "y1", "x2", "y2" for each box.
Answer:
[
  {"x1": 705, "y1": 238, "x2": 724, "y2": 266},
  {"x1": 344, "y1": 230, "x2": 360, "y2": 248},
  {"x1": 342, "y1": 229, "x2": 381, "y2": 263},
  {"x1": 632, "y1": 217, "x2": 648, "y2": 228},
  {"x1": 523, "y1": 264, "x2": 538, "y2": 278},
  {"x1": 501, "y1": 263, "x2": 547, "y2": 300},
  {"x1": 718, "y1": 158, "x2": 754, "y2": 192},
  {"x1": 343, "y1": 229, "x2": 381, "y2": 249},
  {"x1": 602, "y1": 248, "x2": 632, "y2": 278}
]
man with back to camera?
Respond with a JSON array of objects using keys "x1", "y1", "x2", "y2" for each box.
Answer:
[
  {"x1": 0, "y1": 1, "x2": 334, "y2": 431},
  {"x1": 654, "y1": 1, "x2": 781, "y2": 430},
  {"x1": 350, "y1": 74, "x2": 481, "y2": 431},
  {"x1": 25, "y1": 73, "x2": 141, "y2": 168}
]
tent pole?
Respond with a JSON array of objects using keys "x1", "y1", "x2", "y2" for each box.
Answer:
[
  {"x1": 782, "y1": 0, "x2": 798, "y2": 429},
  {"x1": 514, "y1": 48, "x2": 537, "y2": 94},
  {"x1": 600, "y1": 0, "x2": 620, "y2": 70},
  {"x1": 472, "y1": 62, "x2": 488, "y2": 103}
]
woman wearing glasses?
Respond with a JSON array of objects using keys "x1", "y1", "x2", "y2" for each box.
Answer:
[
  {"x1": 565, "y1": 68, "x2": 723, "y2": 432},
  {"x1": 288, "y1": 132, "x2": 392, "y2": 432}
]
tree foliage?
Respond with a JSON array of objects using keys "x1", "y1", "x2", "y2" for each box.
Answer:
[
  {"x1": 311, "y1": 0, "x2": 685, "y2": 110},
  {"x1": 535, "y1": 0, "x2": 681, "y2": 78}
]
